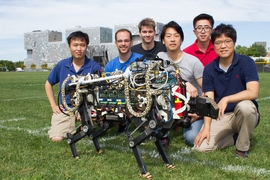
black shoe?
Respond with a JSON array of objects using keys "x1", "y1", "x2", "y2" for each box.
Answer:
[
  {"x1": 161, "y1": 136, "x2": 170, "y2": 148},
  {"x1": 118, "y1": 122, "x2": 130, "y2": 133}
]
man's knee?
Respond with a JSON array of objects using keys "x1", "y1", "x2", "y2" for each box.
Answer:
[
  {"x1": 193, "y1": 147, "x2": 213, "y2": 153},
  {"x1": 51, "y1": 136, "x2": 65, "y2": 142},
  {"x1": 192, "y1": 142, "x2": 216, "y2": 153},
  {"x1": 237, "y1": 100, "x2": 256, "y2": 115},
  {"x1": 236, "y1": 100, "x2": 258, "y2": 128},
  {"x1": 184, "y1": 133, "x2": 196, "y2": 147},
  {"x1": 184, "y1": 120, "x2": 203, "y2": 147},
  {"x1": 192, "y1": 146, "x2": 206, "y2": 152}
]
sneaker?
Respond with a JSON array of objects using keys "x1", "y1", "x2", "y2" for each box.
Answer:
[
  {"x1": 161, "y1": 136, "x2": 170, "y2": 148},
  {"x1": 235, "y1": 149, "x2": 249, "y2": 158}
]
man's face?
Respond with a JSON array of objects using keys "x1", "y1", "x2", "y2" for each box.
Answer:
[
  {"x1": 139, "y1": 26, "x2": 156, "y2": 44},
  {"x1": 213, "y1": 34, "x2": 235, "y2": 59},
  {"x1": 115, "y1": 31, "x2": 132, "y2": 54},
  {"x1": 69, "y1": 38, "x2": 87, "y2": 60},
  {"x1": 162, "y1": 27, "x2": 182, "y2": 52},
  {"x1": 193, "y1": 19, "x2": 213, "y2": 42}
]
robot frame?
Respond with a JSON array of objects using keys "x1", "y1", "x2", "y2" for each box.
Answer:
[{"x1": 61, "y1": 55, "x2": 219, "y2": 179}]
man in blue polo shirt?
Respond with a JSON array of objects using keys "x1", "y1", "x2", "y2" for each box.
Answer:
[
  {"x1": 104, "y1": 28, "x2": 142, "y2": 133},
  {"x1": 105, "y1": 28, "x2": 142, "y2": 73},
  {"x1": 193, "y1": 24, "x2": 259, "y2": 158},
  {"x1": 45, "y1": 31, "x2": 102, "y2": 142}
]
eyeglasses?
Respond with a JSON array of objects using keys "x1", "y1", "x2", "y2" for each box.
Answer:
[
  {"x1": 116, "y1": 39, "x2": 131, "y2": 43},
  {"x1": 214, "y1": 39, "x2": 233, "y2": 47},
  {"x1": 195, "y1": 25, "x2": 212, "y2": 32}
]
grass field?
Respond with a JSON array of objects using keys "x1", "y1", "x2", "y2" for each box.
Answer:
[{"x1": 0, "y1": 72, "x2": 270, "y2": 180}]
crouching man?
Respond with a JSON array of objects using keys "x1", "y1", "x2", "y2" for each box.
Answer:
[
  {"x1": 193, "y1": 23, "x2": 260, "y2": 158},
  {"x1": 45, "y1": 31, "x2": 101, "y2": 142}
]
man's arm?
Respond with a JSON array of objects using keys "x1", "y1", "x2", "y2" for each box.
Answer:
[
  {"x1": 196, "y1": 77, "x2": 203, "y2": 89},
  {"x1": 45, "y1": 80, "x2": 61, "y2": 114},
  {"x1": 186, "y1": 77, "x2": 203, "y2": 122},
  {"x1": 218, "y1": 81, "x2": 258, "y2": 118},
  {"x1": 194, "y1": 91, "x2": 214, "y2": 147}
]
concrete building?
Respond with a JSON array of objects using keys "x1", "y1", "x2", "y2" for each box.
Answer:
[
  {"x1": 254, "y1": 41, "x2": 267, "y2": 48},
  {"x1": 24, "y1": 30, "x2": 64, "y2": 68},
  {"x1": 23, "y1": 22, "x2": 164, "y2": 69}
]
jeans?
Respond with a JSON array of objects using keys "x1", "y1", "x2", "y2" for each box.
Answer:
[{"x1": 183, "y1": 118, "x2": 204, "y2": 146}]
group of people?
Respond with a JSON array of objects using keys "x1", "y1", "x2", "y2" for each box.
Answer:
[{"x1": 45, "y1": 13, "x2": 260, "y2": 158}]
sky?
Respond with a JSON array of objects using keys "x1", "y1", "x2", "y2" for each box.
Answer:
[{"x1": 0, "y1": 0, "x2": 270, "y2": 62}]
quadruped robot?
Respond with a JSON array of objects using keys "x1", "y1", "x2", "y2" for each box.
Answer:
[{"x1": 60, "y1": 55, "x2": 219, "y2": 179}]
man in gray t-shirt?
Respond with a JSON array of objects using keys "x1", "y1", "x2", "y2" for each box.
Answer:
[
  {"x1": 158, "y1": 52, "x2": 203, "y2": 96},
  {"x1": 158, "y1": 20, "x2": 204, "y2": 146}
]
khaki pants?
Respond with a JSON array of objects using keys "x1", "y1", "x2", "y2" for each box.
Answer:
[
  {"x1": 48, "y1": 112, "x2": 76, "y2": 138},
  {"x1": 193, "y1": 100, "x2": 258, "y2": 152}
]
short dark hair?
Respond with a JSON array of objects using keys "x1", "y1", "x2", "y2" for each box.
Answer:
[
  {"x1": 160, "y1": 21, "x2": 184, "y2": 42},
  {"x1": 67, "y1": 31, "x2": 89, "y2": 46},
  {"x1": 114, "y1": 28, "x2": 132, "y2": 41},
  {"x1": 211, "y1": 23, "x2": 237, "y2": 44},
  {"x1": 193, "y1": 13, "x2": 214, "y2": 28}
]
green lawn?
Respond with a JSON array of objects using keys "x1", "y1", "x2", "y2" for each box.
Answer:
[{"x1": 0, "y1": 72, "x2": 270, "y2": 180}]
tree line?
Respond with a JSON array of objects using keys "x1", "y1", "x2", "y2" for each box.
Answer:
[
  {"x1": 0, "y1": 60, "x2": 25, "y2": 71},
  {"x1": 235, "y1": 44, "x2": 267, "y2": 57},
  {"x1": 0, "y1": 61, "x2": 49, "y2": 72}
]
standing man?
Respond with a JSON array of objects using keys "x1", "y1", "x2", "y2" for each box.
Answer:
[
  {"x1": 45, "y1": 31, "x2": 102, "y2": 142},
  {"x1": 104, "y1": 28, "x2": 142, "y2": 132},
  {"x1": 184, "y1": 13, "x2": 217, "y2": 66},
  {"x1": 193, "y1": 24, "x2": 260, "y2": 158},
  {"x1": 131, "y1": 18, "x2": 168, "y2": 147},
  {"x1": 158, "y1": 21, "x2": 204, "y2": 147},
  {"x1": 131, "y1": 18, "x2": 167, "y2": 56}
]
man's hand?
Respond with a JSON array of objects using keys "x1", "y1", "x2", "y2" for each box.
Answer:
[
  {"x1": 194, "y1": 127, "x2": 210, "y2": 147},
  {"x1": 185, "y1": 82, "x2": 198, "y2": 97},
  {"x1": 52, "y1": 105, "x2": 64, "y2": 114},
  {"x1": 217, "y1": 97, "x2": 228, "y2": 119},
  {"x1": 187, "y1": 113, "x2": 200, "y2": 123}
]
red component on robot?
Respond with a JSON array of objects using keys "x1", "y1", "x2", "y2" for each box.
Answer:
[
  {"x1": 174, "y1": 97, "x2": 183, "y2": 117},
  {"x1": 174, "y1": 85, "x2": 186, "y2": 117}
]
